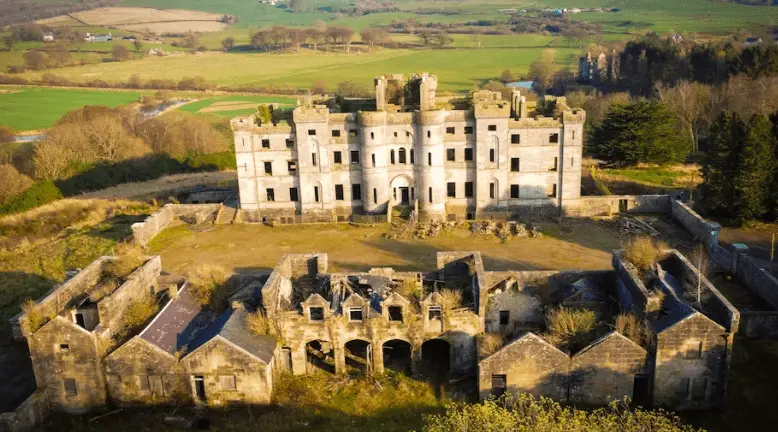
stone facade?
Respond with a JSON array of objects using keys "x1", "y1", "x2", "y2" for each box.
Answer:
[{"x1": 232, "y1": 73, "x2": 585, "y2": 222}]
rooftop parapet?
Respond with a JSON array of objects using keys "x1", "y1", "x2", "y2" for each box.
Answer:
[
  {"x1": 231, "y1": 116, "x2": 293, "y2": 134},
  {"x1": 508, "y1": 117, "x2": 563, "y2": 129},
  {"x1": 293, "y1": 105, "x2": 329, "y2": 123},
  {"x1": 415, "y1": 110, "x2": 446, "y2": 125},
  {"x1": 562, "y1": 108, "x2": 586, "y2": 124},
  {"x1": 358, "y1": 110, "x2": 387, "y2": 127},
  {"x1": 444, "y1": 109, "x2": 473, "y2": 123},
  {"x1": 329, "y1": 113, "x2": 357, "y2": 123}
]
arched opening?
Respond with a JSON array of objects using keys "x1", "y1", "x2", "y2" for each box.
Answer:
[
  {"x1": 382, "y1": 339, "x2": 412, "y2": 374},
  {"x1": 420, "y1": 338, "x2": 450, "y2": 377},
  {"x1": 390, "y1": 175, "x2": 413, "y2": 206},
  {"x1": 345, "y1": 339, "x2": 372, "y2": 374},
  {"x1": 306, "y1": 340, "x2": 335, "y2": 374}
]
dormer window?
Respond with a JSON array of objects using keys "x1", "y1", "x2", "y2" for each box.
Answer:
[
  {"x1": 309, "y1": 307, "x2": 324, "y2": 322},
  {"x1": 428, "y1": 306, "x2": 442, "y2": 320},
  {"x1": 388, "y1": 306, "x2": 403, "y2": 322},
  {"x1": 348, "y1": 307, "x2": 363, "y2": 322}
]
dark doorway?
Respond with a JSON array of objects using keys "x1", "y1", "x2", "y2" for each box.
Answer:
[
  {"x1": 420, "y1": 338, "x2": 450, "y2": 377},
  {"x1": 382, "y1": 339, "x2": 412, "y2": 374},
  {"x1": 491, "y1": 374, "x2": 507, "y2": 398},
  {"x1": 400, "y1": 187, "x2": 410, "y2": 205},
  {"x1": 306, "y1": 340, "x2": 336, "y2": 374},
  {"x1": 632, "y1": 374, "x2": 651, "y2": 407},
  {"x1": 74, "y1": 313, "x2": 86, "y2": 329},
  {"x1": 194, "y1": 376, "x2": 206, "y2": 402},
  {"x1": 345, "y1": 339, "x2": 372, "y2": 374},
  {"x1": 619, "y1": 199, "x2": 628, "y2": 213}
]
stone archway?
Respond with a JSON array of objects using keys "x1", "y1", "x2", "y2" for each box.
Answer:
[
  {"x1": 390, "y1": 174, "x2": 414, "y2": 206},
  {"x1": 344, "y1": 339, "x2": 372, "y2": 374},
  {"x1": 420, "y1": 338, "x2": 450, "y2": 377},
  {"x1": 382, "y1": 339, "x2": 412, "y2": 374},
  {"x1": 306, "y1": 340, "x2": 336, "y2": 374}
]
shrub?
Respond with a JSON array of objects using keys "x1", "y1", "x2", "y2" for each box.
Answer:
[
  {"x1": 103, "y1": 243, "x2": 146, "y2": 280},
  {"x1": 0, "y1": 164, "x2": 33, "y2": 204},
  {"x1": 247, "y1": 310, "x2": 271, "y2": 335},
  {"x1": 438, "y1": 288, "x2": 462, "y2": 317},
  {"x1": 476, "y1": 332, "x2": 504, "y2": 359},
  {"x1": 422, "y1": 393, "x2": 699, "y2": 432},
  {"x1": 544, "y1": 306, "x2": 596, "y2": 350},
  {"x1": 614, "y1": 313, "x2": 653, "y2": 348},
  {"x1": 187, "y1": 264, "x2": 230, "y2": 310},
  {"x1": 622, "y1": 236, "x2": 667, "y2": 272},
  {"x1": 118, "y1": 293, "x2": 159, "y2": 338},
  {"x1": 184, "y1": 151, "x2": 236, "y2": 171},
  {"x1": 0, "y1": 180, "x2": 63, "y2": 216},
  {"x1": 21, "y1": 298, "x2": 48, "y2": 333}
]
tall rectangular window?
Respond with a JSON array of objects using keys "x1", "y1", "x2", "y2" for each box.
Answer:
[
  {"x1": 410, "y1": 149, "x2": 415, "y2": 163},
  {"x1": 550, "y1": 157, "x2": 558, "y2": 171},
  {"x1": 399, "y1": 148, "x2": 406, "y2": 164},
  {"x1": 489, "y1": 183, "x2": 495, "y2": 199},
  {"x1": 371, "y1": 153, "x2": 376, "y2": 167},
  {"x1": 373, "y1": 188, "x2": 377, "y2": 204},
  {"x1": 311, "y1": 153, "x2": 317, "y2": 166},
  {"x1": 511, "y1": 158, "x2": 520, "y2": 172},
  {"x1": 447, "y1": 182, "x2": 456, "y2": 198},
  {"x1": 510, "y1": 184, "x2": 519, "y2": 199},
  {"x1": 350, "y1": 150, "x2": 359, "y2": 164},
  {"x1": 335, "y1": 184, "x2": 344, "y2": 201},
  {"x1": 428, "y1": 187, "x2": 433, "y2": 203},
  {"x1": 547, "y1": 184, "x2": 557, "y2": 198},
  {"x1": 428, "y1": 152, "x2": 432, "y2": 166},
  {"x1": 464, "y1": 182, "x2": 474, "y2": 198},
  {"x1": 290, "y1": 187, "x2": 299, "y2": 202},
  {"x1": 499, "y1": 310, "x2": 510, "y2": 325},
  {"x1": 511, "y1": 134, "x2": 520, "y2": 144},
  {"x1": 489, "y1": 149, "x2": 495, "y2": 162},
  {"x1": 390, "y1": 150, "x2": 395, "y2": 164},
  {"x1": 333, "y1": 151, "x2": 342, "y2": 164},
  {"x1": 264, "y1": 161, "x2": 272, "y2": 176},
  {"x1": 287, "y1": 160, "x2": 297, "y2": 174},
  {"x1": 266, "y1": 188, "x2": 275, "y2": 202},
  {"x1": 464, "y1": 148, "x2": 473, "y2": 161},
  {"x1": 447, "y1": 149, "x2": 455, "y2": 161},
  {"x1": 63, "y1": 378, "x2": 77, "y2": 396},
  {"x1": 314, "y1": 186, "x2": 320, "y2": 202},
  {"x1": 261, "y1": 139, "x2": 270, "y2": 149},
  {"x1": 491, "y1": 375, "x2": 507, "y2": 398},
  {"x1": 351, "y1": 184, "x2": 361, "y2": 201}
]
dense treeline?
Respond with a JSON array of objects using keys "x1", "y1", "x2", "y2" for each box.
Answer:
[
  {"x1": 0, "y1": 106, "x2": 233, "y2": 216},
  {"x1": 702, "y1": 112, "x2": 778, "y2": 222}
]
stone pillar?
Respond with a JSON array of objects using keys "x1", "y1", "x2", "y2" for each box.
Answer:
[
  {"x1": 335, "y1": 344, "x2": 346, "y2": 375},
  {"x1": 372, "y1": 340, "x2": 385, "y2": 375}
]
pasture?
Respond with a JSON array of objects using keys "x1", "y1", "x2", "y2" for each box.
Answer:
[
  {"x1": 117, "y1": 0, "x2": 778, "y2": 34},
  {"x1": 179, "y1": 95, "x2": 297, "y2": 117},
  {"x1": 0, "y1": 87, "x2": 140, "y2": 131},
  {"x1": 18, "y1": 46, "x2": 580, "y2": 92}
]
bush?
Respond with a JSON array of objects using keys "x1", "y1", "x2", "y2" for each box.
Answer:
[
  {"x1": 103, "y1": 243, "x2": 146, "y2": 280},
  {"x1": 0, "y1": 164, "x2": 33, "y2": 204},
  {"x1": 438, "y1": 288, "x2": 462, "y2": 317},
  {"x1": 622, "y1": 236, "x2": 666, "y2": 272},
  {"x1": 422, "y1": 393, "x2": 699, "y2": 432},
  {"x1": 615, "y1": 313, "x2": 653, "y2": 348},
  {"x1": 187, "y1": 265, "x2": 230, "y2": 310},
  {"x1": 543, "y1": 306, "x2": 596, "y2": 351},
  {"x1": 118, "y1": 293, "x2": 159, "y2": 338},
  {"x1": 184, "y1": 151, "x2": 236, "y2": 171},
  {"x1": 247, "y1": 310, "x2": 270, "y2": 335},
  {"x1": 476, "y1": 332, "x2": 505, "y2": 359},
  {"x1": 0, "y1": 180, "x2": 63, "y2": 216}
]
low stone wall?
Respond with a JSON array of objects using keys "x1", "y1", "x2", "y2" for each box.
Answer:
[
  {"x1": 670, "y1": 200, "x2": 778, "y2": 311},
  {"x1": 565, "y1": 195, "x2": 670, "y2": 217},
  {"x1": 97, "y1": 256, "x2": 162, "y2": 335},
  {"x1": 740, "y1": 311, "x2": 778, "y2": 339},
  {"x1": 0, "y1": 390, "x2": 50, "y2": 432},
  {"x1": 131, "y1": 204, "x2": 221, "y2": 246}
]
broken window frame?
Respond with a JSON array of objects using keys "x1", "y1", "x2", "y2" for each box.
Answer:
[
  {"x1": 309, "y1": 307, "x2": 325, "y2": 322},
  {"x1": 220, "y1": 375, "x2": 237, "y2": 391},
  {"x1": 348, "y1": 307, "x2": 364, "y2": 322},
  {"x1": 388, "y1": 306, "x2": 403, "y2": 322},
  {"x1": 428, "y1": 306, "x2": 442, "y2": 320}
]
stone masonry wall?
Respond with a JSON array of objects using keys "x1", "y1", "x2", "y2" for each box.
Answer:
[
  {"x1": 97, "y1": 257, "x2": 162, "y2": 336},
  {"x1": 0, "y1": 390, "x2": 50, "y2": 432}
]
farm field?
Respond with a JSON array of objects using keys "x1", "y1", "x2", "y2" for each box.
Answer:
[
  {"x1": 0, "y1": 87, "x2": 140, "y2": 131},
  {"x1": 179, "y1": 95, "x2": 297, "y2": 117},
  {"x1": 18, "y1": 47, "x2": 580, "y2": 92},
  {"x1": 116, "y1": 0, "x2": 778, "y2": 34},
  {"x1": 69, "y1": 7, "x2": 229, "y2": 34}
]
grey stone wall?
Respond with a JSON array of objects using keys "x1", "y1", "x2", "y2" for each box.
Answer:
[
  {"x1": 97, "y1": 257, "x2": 162, "y2": 336},
  {"x1": 131, "y1": 204, "x2": 221, "y2": 246},
  {"x1": 740, "y1": 311, "x2": 778, "y2": 339},
  {"x1": 564, "y1": 195, "x2": 670, "y2": 217},
  {"x1": 0, "y1": 390, "x2": 50, "y2": 432}
]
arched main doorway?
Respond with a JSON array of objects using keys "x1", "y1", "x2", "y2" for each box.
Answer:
[
  {"x1": 420, "y1": 338, "x2": 450, "y2": 377},
  {"x1": 390, "y1": 174, "x2": 414, "y2": 206},
  {"x1": 345, "y1": 339, "x2": 372, "y2": 374},
  {"x1": 382, "y1": 339, "x2": 412, "y2": 374},
  {"x1": 306, "y1": 340, "x2": 335, "y2": 374}
]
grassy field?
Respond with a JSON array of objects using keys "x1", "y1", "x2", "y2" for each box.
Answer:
[
  {"x1": 17, "y1": 46, "x2": 580, "y2": 92},
  {"x1": 179, "y1": 94, "x2": 297, "y2": 117},
  {"x1": 0, "y1": 87, "x2": 140, "y2": 131},
  {"x1": 115, "y1": 0, "x2": 778, "y2": 34}
]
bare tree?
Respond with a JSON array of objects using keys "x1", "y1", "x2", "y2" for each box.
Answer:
[
  {"x1": 111, "y1": 44, "x2": 130, "y2": 62},
  {"x1": 306, "y1": 27, "x2": 324, "y2": 51},
  {"x1": 528, "y1": 49, "x2": 556, "y2": 93},
  {"x1": 288, "y1": 28, "x2": 305, "y2": 52},
  {"x1": 0, "y1": 164, "x2": 32, "y2": 203},
  {"x1": 33, "y1": 139, "x2": 74, "y2": 180},
  {"x1": 657, "y1": 81, "x2": 712, "y2": 153}
]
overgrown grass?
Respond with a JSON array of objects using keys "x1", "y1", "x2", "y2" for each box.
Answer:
[
  {"x1": 476, "y1": 332, "x2": 505, "y2": 359},
  {"x1": 187, "y1": 264, "x2": 230, "y2": 310},
  {"x1": 622, "y1": 236, "x2": 668, "y2": 273},
  {"x1": 438, "y1": 289, "x2": 462, "y2": 317},
  {"x1": 614, "y1": 313, "x2": 654, "y2": 349},
  {"x1": 117, "y1": 292, "x2": 160, "y2": 339},
  {"x1": 543, "y1": 306, "x2": 597, "y2": 352},
  {"x1": 146, "y1": 223, "x2": 193, "y2": 250},
  {"x1": 602, "y1": 166, "x2": 701, "y2": 188},
  {"x1": 103, "y1": 243, "x2": 146, "y2": 280},
  {"x1": 20, "y1": 298, "x2": 49, "y2": 334}
]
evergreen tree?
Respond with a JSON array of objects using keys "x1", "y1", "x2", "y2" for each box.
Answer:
[
  {"x1": 733, "y1": 114, "x2": 776, "y2": 223},
  {"x1": 770, "y1": 112, "x2": 778, "y2": 218},
  {"x1": 589, "y1": 101, "x2": 691, "y2": 166},
  {"x1": 702, "y1": 113, "x2": 734, "y2": 214}
]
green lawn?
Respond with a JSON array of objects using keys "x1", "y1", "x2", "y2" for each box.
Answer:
[
  {"x1": 178, "y1": 94, "x2": 297, "y2": 117},
  {"x1": 18, "y1": 47, "x2": 579, "y2": 93},
  {"x1": 0, "y1": 87, "x2": 140, "y2": 131}
]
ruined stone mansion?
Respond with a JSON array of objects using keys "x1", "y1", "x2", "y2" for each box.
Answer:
[
  {"x1": 231, "y1": 73, "x2": 586, "y2": 223},
  {"x1": 11, "y1": 246, "x2": 738, "y2": 415}
]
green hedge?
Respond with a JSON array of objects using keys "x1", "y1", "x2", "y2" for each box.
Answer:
[{"x1": 0, "y1": 181, "x2": 63, "y2": 216}]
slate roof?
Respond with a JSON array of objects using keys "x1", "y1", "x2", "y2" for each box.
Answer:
[
  {"x1": 651, "y1": 271, "x2": 696, "y2": 333},
  {"x1": 139, "y1": 285, "x2": 215, "y2": 354},
  {"x1": 187, "y1": 308, "x2": 276, "y2": 364}
]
